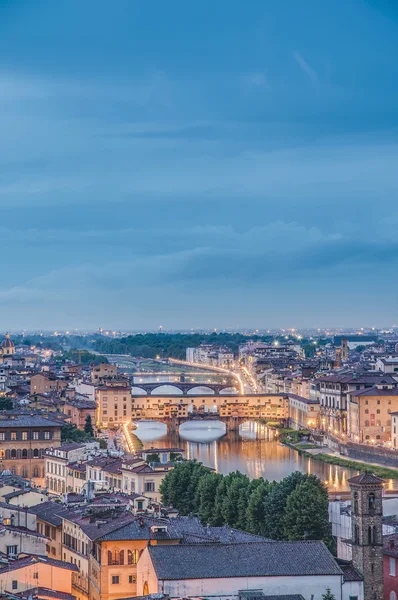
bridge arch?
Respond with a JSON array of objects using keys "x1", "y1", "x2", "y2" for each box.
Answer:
[
  {"x1": 219, "y1": 386, "x2": 239, "y2": 395},
  {"x1": 150, "y1": 384, "x2": 183, "y2": 395},
  {"x1": 187, "y1": 385, "x2": 216, "y2": 395},
  {"x1": 131, "y1": 386, "x2": 148, "y2": 395}
]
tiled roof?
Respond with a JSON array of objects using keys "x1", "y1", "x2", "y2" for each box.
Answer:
[
  {"x1": 148, "y1": 541, "x2": 342, "y2": 579},
  {"x1": 0, "y1": 555, "x2": 79, "y2": 574},
  {"x1": 17, "y1": 587, "x2": 76, "y2": 600},
  {"x1": 337, "y1": 560, "x2": 364, "y2": 582},
  {"x1": 348, "y1": 473, "x2": 384, "y2": 485},
  {"x1": 28, "y1": 501, "x2": 66, "y2": 526},
  {"x1": 0, "y1": 414, "x2": 63, "y2": 428}
]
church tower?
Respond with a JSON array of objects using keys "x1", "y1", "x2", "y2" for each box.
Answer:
[{"x1": 348, "y1": 472, "x2": 384, "y2": 600}]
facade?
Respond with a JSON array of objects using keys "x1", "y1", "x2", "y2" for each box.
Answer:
[
  {"x1": 383, "y1": 534, "x2": 398, "y2": 600},
  {"x1": 348, "y1": 386, "x2": 398, "y2": 444},
  {"x1": 30, "y1": 373, "x2": 68, "y2": 395},
  {"x1": 91, "y1": 364, "x2": 118, "y2": 384},
  {"x1": 63, "y1": 398, "x2": 97, "y2": 430},
  {"x1": 391, "y1": 412, "x2": 398, "y2": 449},
  {"x1": 288, "y1": 394, "x2": 320, "y2": 430},
  {"x1": 349, "y1": 472, "x2": 384, "y2": 600},
  {"x1": 29, "y1": 501, "x2": 64, "y2": 560},
  {"x1": 0, "y1": 523, "x2": 47, "y2": 556},
  {"x1": 0, "y1": 414, "x2": 62, "y2": 482},
  {"x1": 0, "y1": 555, "x2": 78, "y2": 597},
  {"x1": 96, "y1": 386, "x2": 132, "y2": 429},
  {"x1": 45, "y1": 443, "x2": 98, "y2": 495}
]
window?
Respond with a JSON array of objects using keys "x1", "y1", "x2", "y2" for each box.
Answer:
[
  {"x1": 128, "y1": 550, "x2": 139, "y2": 565},
  {"x1": 33, "y1": 572, "x2": 38, "y2": 580},
  {"x1": 44, "y1": 431, "x2": 50, "y2": 439},
  {"x1": 353, "y1": 492, "x2": 359, "y2": 515},
  {"x1": 33, "y1": 431, "x2": 39, "y2": 440},
  {"x1": 390, "y1": 592, "x2": 397, "y2": 600},
  {"x1": 108, "y1": 549, "x2": 124, "y2": 565},
  {"x1": 368, "y1": 493, "x2": 376, "y2": 512},
  {"x1": 0, "y1": 433, "x2": 4, "y2": 441},
  {"x1": 33, "y1": 467, "x2": 39, "y2": 477},
  {"x1": 129, "y1": 575, "x2": 136, "y2": 584},
  {"x1": 365, "y1": 420, "x2": 370, "y2": 427},
  {"x1": 377, "y1": 409, "x2": 380, "y2": 414},
  {"x1": 145, "y1": 482, "x2": 155, "y2": 492},
  {"x1": 112, "y1": 576, "x2": 119, "y2": 585},
  {"x1": 377, "y1": 400, "x2": 380, "y2": 405},
  {"x1": 365, "y1": 409, "x2": 369, "y2": 414},
  {"x1": 11, "y1": 432, "x2": 16, "y2": 440},
  {"x1": 7, "y1": 546, "x2": 18, "y2": 556},
  {"x1": 12, "y1": 581, "x2": 17, "y2": 590},
  {"x1": 22, "y1": 432, "x2": 28, "y2": 440},
  {"x1": 390, "y1": 557, "x2": 396, "y2": 576},
  {"x1": 33, "y1": 449, "x2": 39, "y2": 458}
]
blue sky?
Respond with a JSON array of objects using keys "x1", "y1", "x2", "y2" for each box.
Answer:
[{"x1": 0, "y1": 0, "x2": 397, "y2": 330}]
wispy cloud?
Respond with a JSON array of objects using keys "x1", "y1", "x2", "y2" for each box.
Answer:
[
  {"x1": 243, "y1": 72, "x2": 269, "y2": 89},
  {"x1": 293, "y1": 51, "x2": 318, "y2": 83}
]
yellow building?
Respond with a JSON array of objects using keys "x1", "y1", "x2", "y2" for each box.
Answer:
[
  {"x1": 96, "y1": 386, "x2": 132, "y2": 429},
  {"x1": 348, "y1": 384, "x2": 398, "y2": 444},
  {"x1": 288, "y1": 393, "x2": 320, "y2": 430}
]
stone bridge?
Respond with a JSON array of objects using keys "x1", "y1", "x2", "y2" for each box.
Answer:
[{"x1": 131, "y1": 380, "x2": 238, "y2": 395}]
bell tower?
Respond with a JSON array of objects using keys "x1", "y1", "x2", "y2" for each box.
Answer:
[{"x1": 348, "y1": 472, "x2": 384, "y2": 600}]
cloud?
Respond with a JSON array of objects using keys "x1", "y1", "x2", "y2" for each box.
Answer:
[{"x1": 293, "y1": 51, "x2": 318, "y2": 83}]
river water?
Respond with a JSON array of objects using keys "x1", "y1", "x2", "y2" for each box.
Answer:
[{"x1": 134, "y1": 419, "x2": 361, "y2": 492}]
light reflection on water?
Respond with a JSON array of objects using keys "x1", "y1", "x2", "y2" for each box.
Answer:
[{"x1": 133, "y1": 419, "x2": 391, "y2": 492}]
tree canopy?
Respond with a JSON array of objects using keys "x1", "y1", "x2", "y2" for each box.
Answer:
[{"x1": 159, "y1": 461, "x2": 332, "y2": 544}]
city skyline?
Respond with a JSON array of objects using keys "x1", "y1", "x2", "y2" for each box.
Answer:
[{"x1": 1, "y1": 0, "x2": 398, "y2": 328}]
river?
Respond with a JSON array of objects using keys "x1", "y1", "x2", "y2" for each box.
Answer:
[{"x1": 134, "y1": 419, "x2": 362, "y2": 492}]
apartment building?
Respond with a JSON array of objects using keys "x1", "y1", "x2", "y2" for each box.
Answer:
[{"x1": 96, "y1": 386, "x2": 132, "y2": 429}]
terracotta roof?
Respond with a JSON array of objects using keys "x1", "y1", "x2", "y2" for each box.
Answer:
[
  {"x1": 0, "y1": 555, "x2": 79, "y2": 574},
  {"x1": 348, "y1": 473, "x2": 384, "y2": 485}
]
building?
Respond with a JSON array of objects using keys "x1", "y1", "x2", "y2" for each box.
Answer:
[
  {"x1": 91, "y1": 364, "x2": 118, "y2": 384},
  {"x1": 349, "y1": 472, "x2": 384, "y2": 600},
  {"x1": 63, "y1": 397, "x2": 97, "y2": 430},
  {"x1": 287, "y1": 394, "x2": 320, "y2": 430},
  {"x1": 383, "y1": 534, "x2": 398, "y2": 600},
  {"x1": 376, "y1": 357, "x2": 398, "y2": 374},
  {"x1": 391, "y1": 412, "x2": 398, "y2": 449},
  {"x1": 96, "y1": 386, "x2": 132, "y2": 429},
  {"x1": 45, "y1": 442, "x2": 99, "y2": 495},
  {"x1": 0, "y1": 522, "x2": 47, "y2": 556},
  {"x1": 137, "y1": 540, "x2": 357, "y2": 600},
  {"x1": 30, "y1": 373, "x2": 68, "y2": 396},
  {"x1": 29, "y1": 501, "x2": 64, "y2": 560},
  {"x1": 0, "y1": 555, "x2": 78, "y2": 598},
  {"x1": 0, "y1": 334, "x2": 15, "y2": 364},
  {"x1": 348, "y1": 385, "x2": 398, "y2": 444},
  {"x1": 0, "y1": 414, "x2": 63, "y2": 483}
]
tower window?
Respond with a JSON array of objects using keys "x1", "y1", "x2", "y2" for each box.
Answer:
[
  {"x1": 353, "y1": 492, "x2": 359, "y2": 515},
  {"x1": 368, "y1": 493, "x2": 376, "y2": 512}
]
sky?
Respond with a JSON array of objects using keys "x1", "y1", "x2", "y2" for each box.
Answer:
[{"x1": 0, "y1": 0, "x2": 398, "y2": 331}]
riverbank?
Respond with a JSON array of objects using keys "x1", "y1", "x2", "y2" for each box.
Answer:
[{"x1": 283, "y1": 440, "x2": 398, "y2": 480}]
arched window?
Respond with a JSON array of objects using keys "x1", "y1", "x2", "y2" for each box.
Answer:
[
  {"x1": 10, "y1": 468, "x2": 17, "y2": 475},
  {"x1": 353, "y1": 492, "x2": 359, "y2": 515},
  {"x1": 368, "y1": 493, "x2": 376, "y2": 512},
  {"x1": 21, "y1": 468, "x2": 28, "y2": 478},
  {"x1": 376, "y1": 435, "x2": 381, "y2": 440},
  {"x1": 33, "y1": 449, "x2": 39, "y2": 458},
  {"x1": 11, "y1": 449, "x2": 16, "y2": 459},
  {"x1": 354, "y1": 524, "x2": 360, "y2": 544},
  {"x1": 33, "y1": 467, "x2": 39, "y2": 477},
  {"x1": 368, "y1": 526, "x2": 374, "y2": 545},
  {"x1": 108, "y1": 549, "x2": 124, "y2": 565},
  {"x1": 365, "y1": 435, "x2": 370, "y2": 440},
  {"x1": 22, "y1": 449, "x2": 28, "y2": 459},
  {"x1": 390, "y1": 591, "x2": 397, "y2": 600},
  {"x1": 128, "y1": 550, "x2": 139, "y2": 565},
  {"x1": 143, "y1": 582, "x2": 149, "y2": 596}
]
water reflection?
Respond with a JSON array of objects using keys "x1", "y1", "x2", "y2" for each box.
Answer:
[{"x1": 134, "y1": 420, "x2": 397, "y2": 492}]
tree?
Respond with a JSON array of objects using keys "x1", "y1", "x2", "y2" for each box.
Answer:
[
  {"x1": 321, "y1": 589, "x2": 336, "y2": 600},
  {"x1": 159, "y1": 460, "x2": 211, "y2": 514},
  {"x1": 283, "y1": 479, "x2": 330, "y2": 541},
  {"x1": 196, "y1": 472, "x2": 223, "y2": 524},
  {"x1": 246, "y1": 480, "x2": 270, "y2": 535},
  {"x1": 84, "y1": 415, "x2": 94, "y2": 436},
  {"x1": 262, "y1": 472, "x2": 308, "y2": 539},
  {"x1": 0, "y1": 398, "x2": 13, "y2": 410}
]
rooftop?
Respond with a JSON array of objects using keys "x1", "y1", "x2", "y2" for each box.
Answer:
[
  {"x1": 147, "y1": 541, "x2": 342, "y2": 580},
  {"x1": 348, "y1": 472, "x2": 384, "y2": 485}
]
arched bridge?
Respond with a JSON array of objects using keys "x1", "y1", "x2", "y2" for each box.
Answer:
[{"x1": 131, "y1": 380, "x2": 238, "y2": 395}]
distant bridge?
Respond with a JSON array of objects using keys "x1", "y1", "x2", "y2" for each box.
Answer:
[{"x1": 131, "y1": 380, "x2": 238, "y2": 395}]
